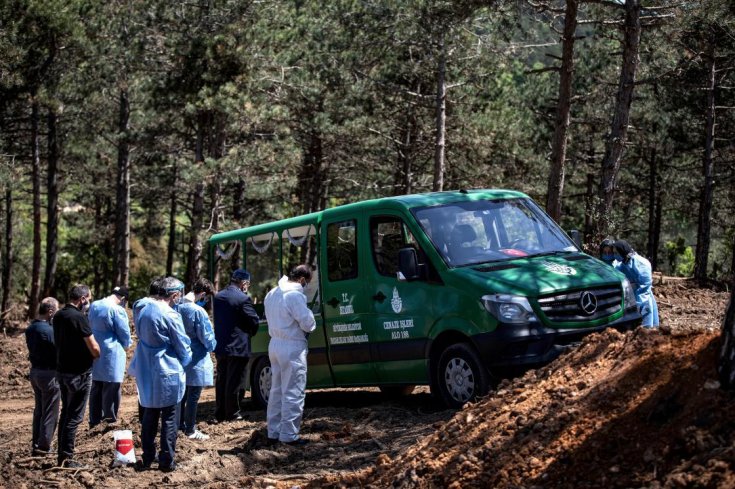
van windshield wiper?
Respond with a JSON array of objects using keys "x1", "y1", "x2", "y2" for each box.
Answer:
[{"x1": 527, "y1": 250, "x2": 574, "y2": 258}]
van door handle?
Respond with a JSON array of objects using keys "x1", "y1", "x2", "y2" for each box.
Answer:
[
  {"x1": 372, "y1": 291, "x2": 386, "y2": 303},
  {"x1": 327, "y1": 297, "x2": 340, "y2": 308}
]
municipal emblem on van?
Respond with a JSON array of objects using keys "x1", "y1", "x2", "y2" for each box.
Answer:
[
  {"x1": 541, "y1": 260, "x2": 577, "y2": 276},
  {"x1": 391, "y1": 287, "x2": 402, "y2": 313}
]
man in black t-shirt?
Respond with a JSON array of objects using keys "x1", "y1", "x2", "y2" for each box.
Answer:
[
  {"x1": 53, "y1": 284, "x2": 100, "y2": 468},
  {"x1": 25, "y1": 297, "x2": 60, "y2": 456}
]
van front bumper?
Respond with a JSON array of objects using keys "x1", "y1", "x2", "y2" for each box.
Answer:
[{"x1": 471, "y1": 308, "x2": 642, "y2": 369}]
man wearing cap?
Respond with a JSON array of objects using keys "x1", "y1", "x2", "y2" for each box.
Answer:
[
  {"x1": 88, "y1": 286, "x2": 132, "y2": 427},
  {"x1": 212, "y1": 269, "x2": 260, "y2": 422}
]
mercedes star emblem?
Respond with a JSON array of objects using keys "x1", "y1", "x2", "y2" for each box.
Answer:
[{"x1": 580, "y1": 291, "x2": 598, "y2": 315}]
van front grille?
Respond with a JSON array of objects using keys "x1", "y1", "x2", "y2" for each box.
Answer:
[{"x1": 537, "y1": 286, "x2": 622, "y2": 323}]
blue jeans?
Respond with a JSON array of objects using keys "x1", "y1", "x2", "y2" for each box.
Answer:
[
  {"x1": 179, "y1": 386, "x2": 203, "y2": 435},
  {"x1": 89, "y1": 380, "x2": 121, "y2": 427},
  {"x1": 57, "y1": 370, "x2": 92, "y2": 464},
  {"x1": 30, "y1": 368, "x2": 60, "y2": 452},
  {"x1": 141, "y1": 403, "x2": 179, "y2": 469}
]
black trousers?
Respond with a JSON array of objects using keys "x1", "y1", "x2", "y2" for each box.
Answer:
[
  {"x1": 141, "y1": 403, "x2": 179, "y2": 469},
  {"x1": 89, "y1": 380, "x2": 121, "y2": 427},
  {"x1": 214, "y1": 355, "x2": 248, "y2": 421},
  {"x1": 29, "y1": 368, "x2": 60, "y2": 452},
  {"x1": 57, "y1": 370, "x2": 92, "y2": 464}
]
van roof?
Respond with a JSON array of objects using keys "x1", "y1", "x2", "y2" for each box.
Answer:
[{"x1": 209, "y1": 188, "x2": 528, "y2": 244}]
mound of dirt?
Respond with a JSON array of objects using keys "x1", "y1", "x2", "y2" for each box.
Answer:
[{"x1": 318, "y1": 281, "x2": 734, "y2": 488}]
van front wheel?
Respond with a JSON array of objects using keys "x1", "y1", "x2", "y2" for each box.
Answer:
[
  {"x1": 437, "y1": 343, "x2": 491, "y2": 408},
  {"x1": 251, "y1": 356, "x2": 272, "y2": 409}
]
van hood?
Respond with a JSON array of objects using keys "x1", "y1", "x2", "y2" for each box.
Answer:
[{"x1": 452, "y1": 253, "x2": 623, "y2": 298}]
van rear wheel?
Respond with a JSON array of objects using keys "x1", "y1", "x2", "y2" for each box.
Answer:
[
  {"x1": 251, "y1": 356, "x2": 271, "y2": 409},
  {"x1": 436, "y1": 343, "x2": 491, "y2": 408}
]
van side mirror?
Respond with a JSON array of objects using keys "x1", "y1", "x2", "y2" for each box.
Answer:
[
  {"x1": 568, "y1": 229, "x2": 582, "y2": 249},
  {"x1": 398, "y1": 247, "x2": 425, "y2": 281}
]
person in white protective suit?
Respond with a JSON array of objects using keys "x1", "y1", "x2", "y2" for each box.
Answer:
[{"x1": 263, "y1": 264, "x2": 316, "y2": 446}]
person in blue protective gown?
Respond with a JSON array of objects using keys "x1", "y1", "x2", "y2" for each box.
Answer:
[
  {"x1": 88, "y1": 286, "x2": 131, "y2": 427},
  {"x1": 264, "y1": 265, "x2": 317, "y2": 446},
  {"x1": 599, "y1": 238, "x2": 617, "y2": 266},
  {"x1": 614, "y1": 240, "x2": 660, "y2": 328},
  {"x1": 128, "y1": 277, "x2": 191, "y2": 472},
  {"x1": 176, "y1": 278, "x2": 217, "y2": 441}
]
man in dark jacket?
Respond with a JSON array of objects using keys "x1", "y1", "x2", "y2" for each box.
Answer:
[
  {"x1": 25, "y1": 297, "x2": 60, "y2": 456},
  {"x1": 212, "y1": 269, "x2": 260, "y2": 421}
]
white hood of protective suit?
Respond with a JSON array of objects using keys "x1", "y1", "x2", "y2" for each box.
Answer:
[{"x1": 264, "y1": 275, "x2": 316, "y2": 342}]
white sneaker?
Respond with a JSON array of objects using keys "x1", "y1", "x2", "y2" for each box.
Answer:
[{"x1": 187, "y1": 430, "x2": 210, "y2": 441}]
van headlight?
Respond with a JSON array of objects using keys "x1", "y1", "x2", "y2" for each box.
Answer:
[
  {"x1": 482, "y1": 294, "x2": 538, "y2": 324},
  {"x1": 622, "y1": 279, "x2": 636, "y2": 310}
]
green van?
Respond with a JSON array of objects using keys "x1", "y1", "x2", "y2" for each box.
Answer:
[{"x1": 208, "y1": 189, "x2": 641, "y2": 408}]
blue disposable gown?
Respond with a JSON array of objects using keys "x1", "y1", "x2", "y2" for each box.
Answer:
[
  {"x1": 617, "y1": 253, "x2": 660, "y2": 327},
  {"x1": 128, "y1": 301, "x2": 192, "y2": 408},
  {"x1": 90, "y1": 297, "x2": 132, "y2": 383},
  {"x1": 175, "y1": 301, "x2": 216, "y2": 386}
]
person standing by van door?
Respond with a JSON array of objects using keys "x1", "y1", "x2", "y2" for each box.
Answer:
[
  {"x1": 25, "y1": 297, "x2": 60, "y2": 456},
  {"x1": 88, "y1": 286, "x2": 131, "y2": 428},
  {"x1": 212, "y1": 269, "x2": 260, "y2": 422},
  {"x1": 264, "y1": 264, "x2": 316, "y2": 446},
  {"x1": 614, "y1": 240, "x2": 660, "y2": 328},
  {"x1": 176, "y1": 278, "x2": 217, "y2": 440},
  {"x1": 54, "y1": 284, "x2": 100, "y2": 468}
]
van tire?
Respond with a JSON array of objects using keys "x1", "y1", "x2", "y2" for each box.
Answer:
[
  {"x1": 251, "y1": 356, "x2": 272, "y2": 409},
  {"x1": 379, "y1": 385, "x2": 416, "y2": 398},
  {"x1": 436, "y1": 343, "x2": 491, "y2": 408}
]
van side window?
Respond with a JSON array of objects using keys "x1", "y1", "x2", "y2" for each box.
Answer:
[
  {"x1": 327, "y1": 221, "x2": 358, "y2": 281},
  {"x1": 282, "y1": 224, "x2": 320, "y2": 308},
  {"x1": 371, "y1": 217, "x2": 417, "y2": 277}
]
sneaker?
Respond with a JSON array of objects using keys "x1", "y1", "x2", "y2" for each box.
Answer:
[
  {"x1": 61, "y1": 459, "x2": 89, "y2": 469},
  {"x1": 187, "y1": 430, "x2": 210, "y2": 441},
  {"x1": 283, "y1": 438, "x2": 309, "y2": 446}
]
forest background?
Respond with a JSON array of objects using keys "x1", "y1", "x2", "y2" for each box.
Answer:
[{"x1": 0, "y1": 0, "x2": 733, "y2": 323}]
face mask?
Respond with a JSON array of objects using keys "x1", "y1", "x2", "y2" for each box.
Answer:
[
  {"x1": 614, "y1": 253, "x2": 623, "y2": 263},
  {"x1": 196, "y1": 299, "x2": 207, "y2": 308},
  {"x1": 601, "y1": 254, "x2": 615, "y2": 263}
]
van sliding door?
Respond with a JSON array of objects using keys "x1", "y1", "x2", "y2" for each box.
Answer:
[{"x1": 320, "y1": 215, "x2": 378, "y2": 385}]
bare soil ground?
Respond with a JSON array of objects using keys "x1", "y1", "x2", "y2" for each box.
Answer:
[{"x1": 0, "y1": 280, "x2": 731, "y2": 488}]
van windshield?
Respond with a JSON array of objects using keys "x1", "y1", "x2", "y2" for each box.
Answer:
[{"x1": 412, "y1": 198, "x2": 577, "y2": 267}]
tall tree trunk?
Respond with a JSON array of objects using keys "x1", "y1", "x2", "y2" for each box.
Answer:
[
  {"x1": 186, "y1": 183, "x2": 205, "y2": 288},
  {"x1": 546, "y1": 0, "x2": 579, "y2": 222},
  {"x1": 433, "y1": 33, "x2": 447, "y2": 193},
  {"x1": 208, "y1": 179, "x2": 222, "y2": 289},
  {"x1": 298, "y1": 130, "x2": 324, "y2": 215},
  {"x1": 29, "y1": 97, "x2": 42, "y2": 319},
  {"x1": 646, "y1": 147, "x2": 657, "y2": 263},
  {"x1": 652, "y1": 189, "x2": 662, "y2": 271},
  {"x1": 393, "y1": 110, "x2": 415, "y2": 196},
  {"x1": 583, "y1": 173, "x2": 595, "y2": 246},
  {"x1": 43, "y1": 108, "x2": 59, "y2": 297},
  {"x1": 1, "y1": 190, "x2": 12, "y2": 329},
  {"x1": 595, "y1": 0, "x2": 642, "y2": 239},
  {"x1": 166, "y1": 165, "x2": 178, "y2": 277},
  {"x1": 694, "y1": 44, "x2": 716, "y2": 284},
  {"x1": 113, "y1": 89, "x2": 131, "y2": 287},
  {"x1": 232, "y1": 177, "x2": 245, "y2": 222},
  {"x1": 93, "y1": 195, "x2": 103, "y2": 295},
  {"x1": 185, "y1": 114, "x2": 206, "y2": 287}
]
